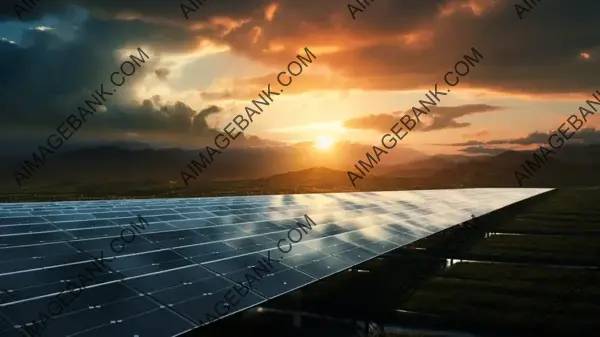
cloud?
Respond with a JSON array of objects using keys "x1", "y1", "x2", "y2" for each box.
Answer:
[
  {"x1": 0, "y1": 15, "x2": 197, "y2": 129},
  {"x1": 191, "y1": 105, "x2": 222, "y2": 134},
  {"x1": 200, "y1": 90, "x2": 234, "y2": 101},
  {"x1": 2, "y1": 0, "x2": 599, "y2": 98},
  {"x1": 178, "y1": 0, "x2": 600, "y2": 97},
  {"x1": 200, "y1": 74, "x2": 352, "y2": 101},
  {"x1": 343, "y1": 113, "x2": 400, "y2": 133},
  {"x1": 0, "y1": 13, "x2": 257, "y2": 146},
  {"x1": 154, "y1": 67, "x2": 170, "y2": 80},
  {"x1": 459, "y1": 146, "x2": 509, "y2": 155},
  {"x1": 2, "y1": 0, "x2": 600, "y2": 150},
  {"x1": 343, "y1": 104, "x2": 502, "y2": 133},
  {"x1": 446, "y1": 127, "x2": 600, "y2": 147},
  {"x1": 463, "y1": 130, "x2": 489, "y2": 138},
  {"x1": 420, "y1": 104, "x2": 502, "y2": 131}
]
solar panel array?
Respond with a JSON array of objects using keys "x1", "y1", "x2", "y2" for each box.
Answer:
[{"x1": 0, "y1": 188, "x2": 551, "y2": 337}]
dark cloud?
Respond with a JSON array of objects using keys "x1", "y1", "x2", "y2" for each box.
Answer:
[
  {"x1": 0, "y1": 13, "x2": 242, "y2": 147},
  {"x1": 343, "y1": 104, "x2": 502, "y2": 133},
  {"x1": 2, "y1": 0, "x2": 600, "y2": 97},
  {"x1": 446, "y1": 128, "x2": 600, "y2": 147},
  {"x1": 462, "y1": 130, "x2": 489, "y2": 138},
  {"x1": 459, "y1": 146, "x2": 509, "y2": 155},
  {"x1": 183, "y1": 0, "x2": 600, "y2": 96},
  {"x1": 154, "y1": 68, "x2": 170, "y2": 80},
  {"x1": 191, "y1": 105, "x2": 222, "y2": 135},
  {"x1": 2, "y1": 0, "x2": 600, "y2": 149},
  {"x1": 420, "y1": 104, "x2": 502, "y2": 131},
  {"x1": 0, "y1": 0, "x2": 274, "y2": 23}
]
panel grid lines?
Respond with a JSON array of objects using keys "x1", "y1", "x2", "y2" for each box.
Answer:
[{"x1": 0, "y1": 188, "x2": 552, "y2": 337}]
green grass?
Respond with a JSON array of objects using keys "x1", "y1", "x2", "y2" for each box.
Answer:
[
  {"x1": 0, "y1": 181, "x2": 358, "y2": 203},
  {"x1": 402, "y1": 189, "x2": 600, "y2": 333},
  {"x1": 403, "y1": 262, "x2": 600, "y2": 329}
]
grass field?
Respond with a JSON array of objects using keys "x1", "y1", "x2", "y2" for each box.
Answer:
[{"x1": 401, "y1": 188, "x2": 600, "y2": 335}]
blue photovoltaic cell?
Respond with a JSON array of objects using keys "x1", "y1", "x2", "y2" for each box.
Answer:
[{"x1": 0, "y1": 188, "x2": 552, "y2": 337}]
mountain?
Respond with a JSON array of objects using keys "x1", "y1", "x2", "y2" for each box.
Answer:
[
  {"x1": 430, "y1": 154, "x2": 476, "y2": 163},
  {"x1": 397, "y1": 146, "x2": 600, "y2": 188},
  {"x1": 377, "y1": 155, "x2": 459, "y2": 178},
  {"x1": 0, "y1": 142, "x2": 427, "y2": 190},
  {"x1": 5, "y1": 142, "x2": 600, "y2": 197}
]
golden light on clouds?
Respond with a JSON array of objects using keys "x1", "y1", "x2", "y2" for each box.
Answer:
[
  {"x1": 189, "y1": 17, "x2": 251, "y2": 36},
  {"x1": 265, "y1": 3, "x2": 279, "y2": 22},
  {"x1": 439, "y1": 0, "x2": 497, "y2": 17},
  {"x1": 171, "y1": 39, "x2": 231, "y2": 64},
  {"x1": 463, "y1": 130, "x2": 490, "y2": 138},
  {"x1": 265, "y1": 43, "x2": 285, "y2": 53},
  {"x1": 251, "y1": 26, "x2": 263, "y2": 44},
  {"x1": 401, "y1": 30, "x2": 435, "y2": 48},
  {"x1": 121, "y1": 39, "x2": 230, "y2": 105},
  {"x1": 212, "y1": 17, "x2": 251, "y2": 37},
  {"x1": 268, "y1": 121, "x2": 348, "y2": 134},
  {"x1": 297, "y1": 45, "x2": 341, "y2": 55}
]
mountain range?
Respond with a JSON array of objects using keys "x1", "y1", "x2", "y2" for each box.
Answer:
[{"x1": 2, "y1": 142, "x2": 600, "y2": 196}]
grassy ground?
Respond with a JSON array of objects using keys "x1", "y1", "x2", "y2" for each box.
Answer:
[
  {"x1": 0, "y1": 181, "x2": 357, "y2": 203},
  {"x1": 401, "y1": 188, "x2": 600, "y2": 335},
  {"x1": 405, "y1": 263, "x2": 600, "y2": 324}
]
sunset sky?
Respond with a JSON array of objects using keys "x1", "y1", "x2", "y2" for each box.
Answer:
[{"x1": 1, "y1": 0, "x2": 599, "y2": 157}]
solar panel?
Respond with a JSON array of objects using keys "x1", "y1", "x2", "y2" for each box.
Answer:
[{"x1": 0, "y1": 188, "x2": 551, "y2": 336}]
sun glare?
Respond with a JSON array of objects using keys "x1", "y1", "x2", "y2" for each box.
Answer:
[{"x1": 315, "y1": 136, "x2": 334, "y2": 150}]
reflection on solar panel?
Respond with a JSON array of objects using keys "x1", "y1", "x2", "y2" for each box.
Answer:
[{"x1": 0, "y1": 188, "x2": 551, "y2": 337}]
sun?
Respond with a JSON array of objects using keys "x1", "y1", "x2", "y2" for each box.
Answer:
[{"x1": 314, "y1": 136, "x2": 334, "y2": 150}]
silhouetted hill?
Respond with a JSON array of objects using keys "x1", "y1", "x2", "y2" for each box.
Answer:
[
  {"x1": 261, "y1": 167, "x2": 347, "y2": 184},
  {"x1": 381, "y1": 145, "x2": 600, "y2": 188},
  {"x1": 0, "y1": 143, "x2": 426, "y2": 190},
  {"x1": 246, "y1": 166, "x2": 416, "y2": 193},
  {"x1": 430, "y1": 154, "x2": 474, "y2": 163},
  {"x1": 379, "y1": 156, "x2": 457, "y2": 177},
  {"x1": 4, "y1": 142, "x2": 600, "y2": 197}
]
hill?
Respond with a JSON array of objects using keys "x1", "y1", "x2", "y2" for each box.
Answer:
[
  {"x1": 0, "y1": 143, "x2": 427, "y2": 190},
  {"x1": 3, "y1": 143, "x2": 600, "y2": 201}
]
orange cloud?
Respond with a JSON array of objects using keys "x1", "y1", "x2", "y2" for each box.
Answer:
[
  {"x1": 343, "y1": 104, "x2": 502, "y2": 133},
  {"x1": 439, "y1": 0, "x2": 498, "y2": 17},
  {"x1": 463, "y1": 130, "x2": 490, "y2": 138},
  {"x1": 265, "y1": 3, "x2": 279, "y2": 22},
  {"x1": 62, "y1": 0, "x2": 600, "y2": 99},
  {"x1": 580, "y1": 51, "x2": 591, "y2": 60}
]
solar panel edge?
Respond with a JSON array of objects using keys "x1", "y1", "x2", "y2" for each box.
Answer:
[{"x1": 0, "y1": 188, "x2": 550, "y2": 337}]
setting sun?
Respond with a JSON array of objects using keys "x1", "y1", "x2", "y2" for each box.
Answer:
[{"x1": 314, "y1": 136, "x2": 334, "y2": 150}]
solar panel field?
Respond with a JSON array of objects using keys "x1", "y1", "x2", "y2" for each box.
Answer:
[{"x1": 0, "y1": 189, "x2": 550, "y2": 337}]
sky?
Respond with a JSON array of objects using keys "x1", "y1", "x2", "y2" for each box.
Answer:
[{"x1": 1, "y1": 0, "x2": 600, "y2": 157}]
